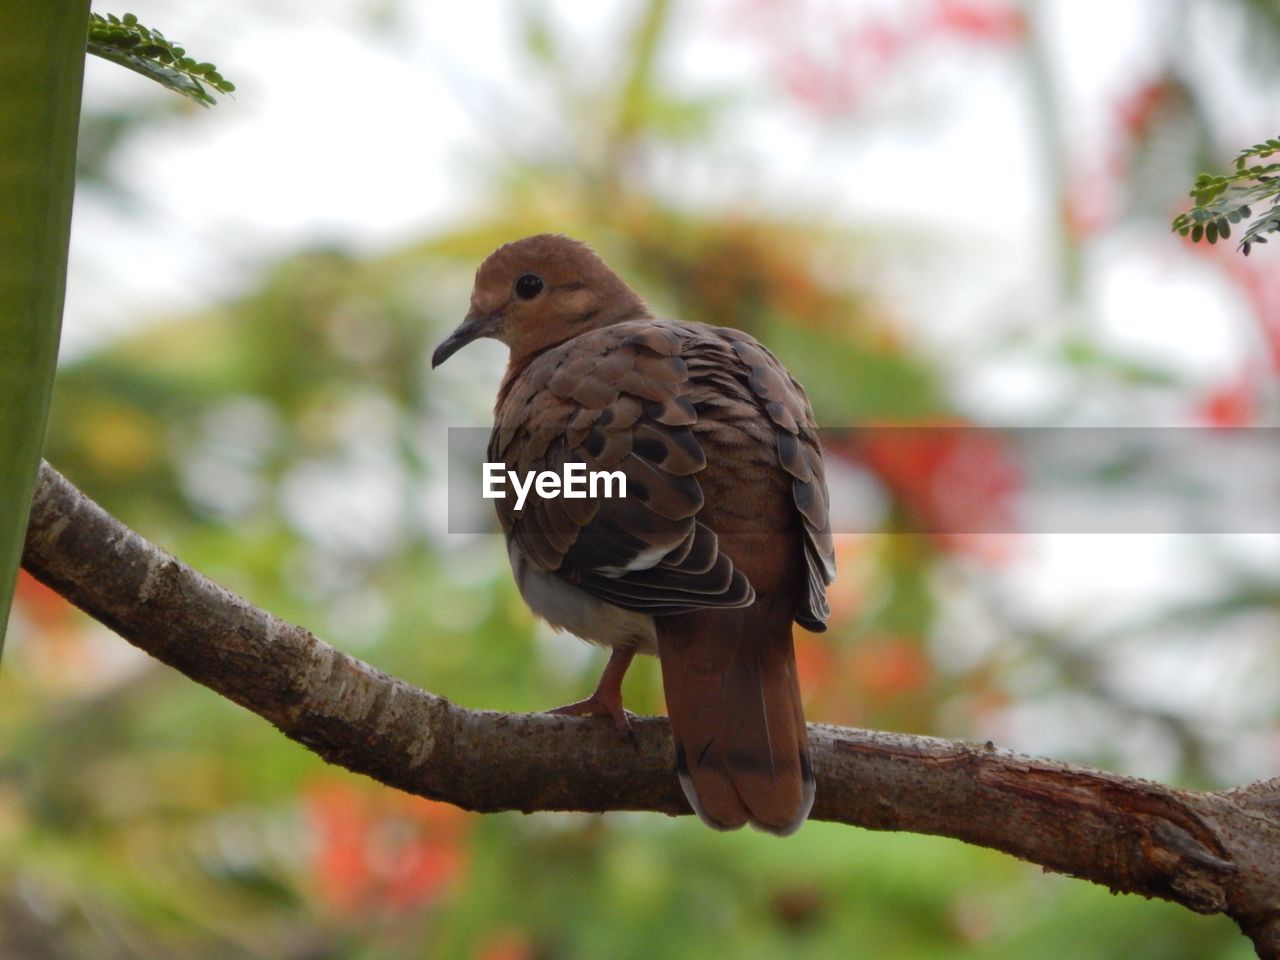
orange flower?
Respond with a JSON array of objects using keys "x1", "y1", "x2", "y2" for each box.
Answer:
[
  {"x1": 824, "y1": 535, "x2": 868, "y2": 625},
  {"x1": 14, "y1": 571, "x2": 75, "y2": 632},
  {"x1": 474, "y1": 930, "x2": 535, "y2": 960},
  {"x1": 847, "y1": 634, "x2": 933, "y2": 699},
  {"x1": 793, "y1": 630, "x2": 839, "y2": 702},
  {"x1": 303, "y1": 778, "x2": 471, "y2": 917},
  {"x1": 305, "y1": 780, "x2": 369, "y2": 914}
]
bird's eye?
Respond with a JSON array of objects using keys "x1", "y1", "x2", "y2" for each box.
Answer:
[{"x1": 514, "y1": 273, "x2": 544, "y2": 300}]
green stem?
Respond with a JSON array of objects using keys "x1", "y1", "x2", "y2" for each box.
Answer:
[
  {"x1": 0, "y1": 1, "x2": 91, "y2": 652},
  {"x1": 599, "y1": 0, "x2": 673, "y2": 190},
  {"x1": 616, "y1": 0, "x2": 671, "y2": 140}
]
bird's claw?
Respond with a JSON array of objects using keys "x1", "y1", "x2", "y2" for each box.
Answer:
[{"x1": 547, "y1": 697, "x2": 639, "y2": 749}]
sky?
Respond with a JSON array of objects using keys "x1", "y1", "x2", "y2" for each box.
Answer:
[
  {"x1": 62, "y1": 1, "x2": 1119, "y2": 350},
  {"x1": 68, "y1": 0, "x2": 1272, "y2": 410}
]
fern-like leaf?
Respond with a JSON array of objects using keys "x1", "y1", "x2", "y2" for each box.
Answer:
[
  {"x1": 87, "y1": 12, "x2": 234, "y2": 107},
  {"x1": 1173, "y1": 138, "x2": 1280, "y2": 255}
]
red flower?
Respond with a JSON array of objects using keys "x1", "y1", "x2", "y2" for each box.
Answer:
[
  {"x1": 741, "y1": 0, "x2": 1023, "y2": 117},
  {"x1": 926, "y1": 0, "x2": 1025, "y2": 43},
  {"x1": 1197, "y1": 375, "x2": 1256, "y2": 427},
  {"x1": 1062, "y1": 176, "x2": 1116, "y2": 241},
  {"x1": 850, "y1": 422, "x2": 1021, "y2": 557},
  {"x1": 1114, "y1": 76, "x2": 1184, "y2": 144},
  {"x1": 1218, "y1": 255, "x2": 1280, "y2": 375}
]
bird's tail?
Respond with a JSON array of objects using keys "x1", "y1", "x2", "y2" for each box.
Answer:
[{"x1": 656, "y1": 601, "x2": 814, "y2": 835}]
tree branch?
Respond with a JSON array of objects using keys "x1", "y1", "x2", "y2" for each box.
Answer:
[{"x1": 18, "y1": 461, "x2": 1280, "y2": 958}]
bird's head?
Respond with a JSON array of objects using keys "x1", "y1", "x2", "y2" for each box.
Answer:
[{"x1": 431, "y1": 234, "x2": 649, "y2": 368}]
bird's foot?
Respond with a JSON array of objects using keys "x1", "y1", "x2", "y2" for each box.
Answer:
[{"x1": 547, "y1": 695, "x2": 638, "y2": 748}]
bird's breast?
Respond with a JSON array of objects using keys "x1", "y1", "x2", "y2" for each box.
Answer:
[{"x1": 507, "y1": 539, "x2": 658, "y2": 654}]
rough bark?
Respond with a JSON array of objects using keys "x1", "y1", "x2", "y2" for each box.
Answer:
[{"x1": 19, "y1": 461, "x2": 1280, "y2": 958}]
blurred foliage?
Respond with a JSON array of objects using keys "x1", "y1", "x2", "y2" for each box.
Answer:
[{"x1": 4, "y1": 0, "x2": 1280, "y2": 958}]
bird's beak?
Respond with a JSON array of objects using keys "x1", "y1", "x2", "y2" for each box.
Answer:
[{"x1": 431, "y1": 311, "x2": 499, "y2": 368}]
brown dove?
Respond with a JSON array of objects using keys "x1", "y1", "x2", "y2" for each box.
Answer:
[{"x1": 432, "y1": 234, "x2": 835, "y2": 835}]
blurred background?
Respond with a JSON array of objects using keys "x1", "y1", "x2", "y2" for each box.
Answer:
[{"x1": 5, "y1": 0, "x2": 1280, "y2": 956}]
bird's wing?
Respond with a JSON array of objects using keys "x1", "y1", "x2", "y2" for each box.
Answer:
[
  {"x1": 490, "y1": 321, "x2": 754, "y2": 616},
  {"x1": 704, "y1": 324, "x2": 835, "y2": 630}
]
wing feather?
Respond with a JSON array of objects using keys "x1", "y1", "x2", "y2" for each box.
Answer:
[{"x1": 490, "y1": 319, "x2": 832, "y2": 624}]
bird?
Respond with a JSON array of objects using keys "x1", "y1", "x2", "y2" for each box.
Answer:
[{"x1": 432, "y1": 234, "x2": 835, "y2": 835}]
